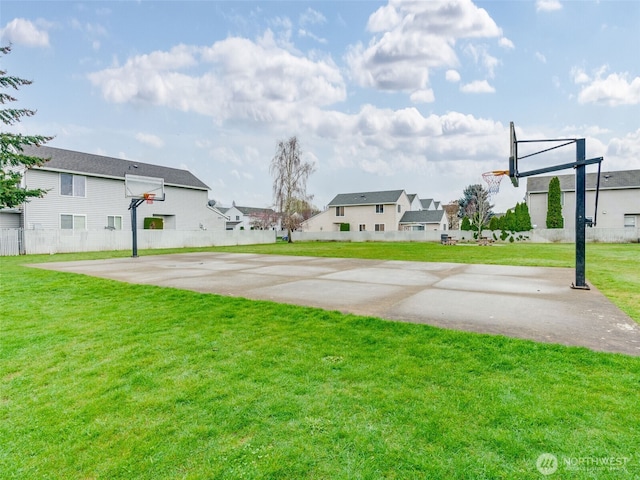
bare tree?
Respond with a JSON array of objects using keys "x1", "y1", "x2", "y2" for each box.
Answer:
[
  {"x1": 249, "y1": 208, "x2": 279, "y2": 230},
  {"x1": 270, "y1": 136, "x2": 315, "y2": 242},
  {"x1": 443, "y1": 200, "x2": 460, "y2": 230},
  {"x1": 458, "y1": 184, "x2": 493, "y2": 236}
]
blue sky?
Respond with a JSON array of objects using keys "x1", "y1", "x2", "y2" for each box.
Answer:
[{"x1": 2, "y1": 0, "x2": 639, "y2": 212}]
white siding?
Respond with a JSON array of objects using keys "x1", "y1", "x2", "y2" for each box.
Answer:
[
  {"x1": 528, "y1": 188, "x2": 640, "y2": 229},
  {"x1": 22, "y1": 169, "x2": 222, "y2": 231}
]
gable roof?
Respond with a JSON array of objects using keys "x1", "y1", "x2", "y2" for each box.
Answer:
[
  {"x1": 235, "y1": 206, "x2": 276, "y2": 216},
  {"x1": 328, "y1": 190, "x2": 405, "y2": 206},
  {"x1": 23, "y1": 145, "x2": 209, "y2": 190},
  {"x1": 527, "y1": 169, "x2": 640, "y2": 193},
  {"x1": 399, "y1": 210, "x2": 445, "y2": 224},
  {"x1": 420, "y1": 198, "x2": 434, "y2": 209}
]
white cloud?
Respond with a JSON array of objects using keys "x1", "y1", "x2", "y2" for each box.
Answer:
[
  {"x1": 499, "y1": 37, "x2": 514, "y2": 49},
  {"x1": 314, "y1": 106, "x2": 507, "y2": 177},
  {"x1": 536, "y1": 0, "x2": 562, "y2": 12},
  {"x1": 410, "y1": 89, "x2": 435, "y2": 103},
  {"x1": 464, "y1": 43, "x2": 500, "y2": 77},
  {"x1": 446, "y1": 70, "x2": 461, "y2": 82},
  {"x1": 607, "y1": 128, "x2": 640, "y2": 157},
  {"x1": 535, "y1": 52, "x2": 547, "y2": 63},
  {"x1": 135, "y1": 133, "x2": 164, "y2": 148},
  {"x1": 571, "y1": 67, "x2": 590, "y2": 84},
  {"x1": 89, "y1": 33, "x2": 346, "y2": 125},
  {"x1": 298, "y1": 29, "x2": 327, "y2": 44},
  {"x1": 346, "y1": 0, "x2": 502, "y2": 96},
  {"x1": 575, "y1": 69, "x2": 640, "y2": 106},
  {"x1": 299, "y1": 8, "x2": 326, "y2": 27},
  {"x1": 460, "y1": 80, "x2": 495, "y2": 93},
  {"x1": 0, "y1": 18, "x2": 50, "y2": 47}
]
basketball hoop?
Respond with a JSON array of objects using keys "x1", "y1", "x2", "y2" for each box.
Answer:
[
  {"x1": 482, "y1": 170, "x2": 510, "y2": 197},
  {"x1": 143, "y1": 193, "x2": 156, "y2": 204}
]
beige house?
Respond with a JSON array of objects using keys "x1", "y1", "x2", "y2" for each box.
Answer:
[
  {"x1": 526, "y1": 169, "x2": 640, "y2": 229},
  {"x1": 302, "y1": 189, "x2": 447, "y2": 232}
]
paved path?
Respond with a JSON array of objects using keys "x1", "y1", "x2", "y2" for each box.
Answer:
[{"x1": 32, "y1": 252, "x2": 640, "y2": 356}]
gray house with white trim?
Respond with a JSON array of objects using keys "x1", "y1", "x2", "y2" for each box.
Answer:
[
  {"x1": 526, "y1": 169, "x2": 640, "y2": 229},
  {"x1": 1, "y1": 146, "x2": 227, "y2": 231}
]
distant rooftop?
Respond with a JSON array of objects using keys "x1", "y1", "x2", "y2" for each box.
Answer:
[{"x1": 328, "y1": 190, "x2": 405, "y2": 206}]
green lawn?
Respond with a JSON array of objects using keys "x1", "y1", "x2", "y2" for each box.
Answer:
[{"x1": 1, "y1": 243, "x2": 639, "y2": 479}]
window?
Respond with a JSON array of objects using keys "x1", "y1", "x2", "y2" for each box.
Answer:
[
  {"x1": 624, "y1": 215, "x2": 636, "y2": 228},
  {"x1": 376, "y1": 204, "x2": 384, "y2": 213},
  {"x1": 375, "y1": 224, "x2": 385, "y2": 232},
  {"x1": 336, "y1": 206, "x2": 344, "y2": 216},
  {"x1": 359, "y1": 224, "x2": 366, "y2": 231},
  {"x1": 61, "y1": 214, "x2": 86, "y2": 230},
  {"x1": 397, "y1": 205, "x2": 401, "y2": 213},
  {"x1": 107, "y1": 215, "x2": 122, "y2": 230},
  {"x1": 236, "y1": 215, "x2": 240, "y2": 221},
  {"x1": 60, "y1": 173, "x2": 86, "y2": 197}
]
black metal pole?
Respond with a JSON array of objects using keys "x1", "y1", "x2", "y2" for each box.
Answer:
[
  {"x1": 572, "y1": 139, "x2": 589, "y2": 289},
  {"x1": 130, "y1": 199, "x2": 140, "y2": 258}
]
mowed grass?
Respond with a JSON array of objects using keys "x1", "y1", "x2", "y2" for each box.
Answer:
[{"x1": 1, "y1": 243, "x2": 639, "y2": 479}]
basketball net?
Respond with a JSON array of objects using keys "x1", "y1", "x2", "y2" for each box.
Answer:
[
  {"x1": 143, "y1": 193, "x2": 156, "y2": 204},
  {"x1": 482, "y1": 170, "x2": 509, "y2": 198}
]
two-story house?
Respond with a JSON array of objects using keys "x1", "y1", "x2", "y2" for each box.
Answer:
[
  {"x1": 526, "y1": 169, "x2": 640, "y2": 229},
  {"x1": 0, "y1": 145, "x2": 227, "y2": 232},
  {"x1": 302, "y1": 189, "x2": 447, "y2": 232}
]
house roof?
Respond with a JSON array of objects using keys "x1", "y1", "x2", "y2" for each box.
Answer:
[
  {"x1": 420, "y1": 198, "x2": 434, "y2": 209},
  {"x1": 328, "y1": 189, "x2": 405, "y2": 206},
  {"x1": 235, "y1": 206, "x2": 276, "y2": 216},
  {"x1": 526, "y1": 169, "x2": 640, "y2": 193},
  {"x1": 23, "y1": 145, "x2": 210, "y2": 190},
  {"x1": 399, "y1": 210, "x2": 445, "y2": 224}
]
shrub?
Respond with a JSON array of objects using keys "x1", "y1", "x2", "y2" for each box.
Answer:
[{"x1": 144, "y1": 217, "x2": 163, "y2": 229}]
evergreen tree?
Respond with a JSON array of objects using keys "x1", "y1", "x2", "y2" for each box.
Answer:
[
  {"x1": 517, "y1": 202, "x2": 533, "y2": 231},
  {"x1": 502, "y1": 209, "x2": 516, "y2": 232},
  {"x1": 460, "y1": 216, "x2": 472, "y2": 231},
  {"x1": 546, "y1": 176, "x2": 564, "y2": 228},
  {"x1": 1, "y1": 45, "x2": 53, "y2": 208},
  {"x1": 488, "y1": 215, "x2": 500, "y2": 231}
]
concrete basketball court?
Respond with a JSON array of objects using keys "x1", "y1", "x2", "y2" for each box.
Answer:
[{"x1": 32, "y1": 252, "x2": 639, "y2": 356}]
